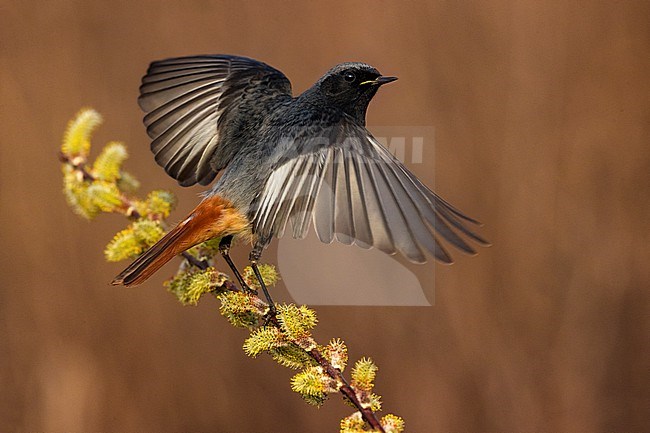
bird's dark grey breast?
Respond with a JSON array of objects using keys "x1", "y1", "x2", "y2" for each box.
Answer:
[
  {"x1": 270, "y1": 100, "x2": 344, "y2": 158},
  {"x1": 211, "y1": 97, "x2": 345, "y2": 217},
  {"x1": 207, "y1": 98, "x2": 288, "y2": 205}
]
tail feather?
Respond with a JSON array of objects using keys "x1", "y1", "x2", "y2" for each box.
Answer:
[
  {"x1": 111, "y1": 195, "x2": 250, "y2": 287},
  {"x1": 111, "y1": 216, "x2": 200, "y2": 286}
]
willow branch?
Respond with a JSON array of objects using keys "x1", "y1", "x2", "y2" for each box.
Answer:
[
  {"x1": 61, "y1": 152, "x2": 386, "y2": 431},
  {"x1": 60, "y1": 152, "x2": 143, "y2": 220},
  {"x1": 58, "y1": 152, "x2": 95, "y2": 181},
  {"x1": 204, "y1": 266, "x2": 386, "y2": 432},
  {"x1": 181, "y1": 252, "x2": 209, "y2": 270},
  {"x1": 309, "y1": 349, "x2": 385, "y2": 432}
]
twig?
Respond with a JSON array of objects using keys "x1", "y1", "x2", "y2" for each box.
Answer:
[
  {"x1": 60, "y1": 152, "x2": 143, "y2": 220},
  {"x1": 58, "y1": 152, "x2": 95, "y2": 181},
  {"x1": 309, "y1": 349, "x2": 385, "y2": 432},
  {"x1": 208, "y1": 267, "x2": 386, "y2": 432},
  {"x1": 61, "y1": 152, "x2": 385, "y2": 430},
  {"x1": 181, "y1": 252, "x2": 209, "y2": 270}
]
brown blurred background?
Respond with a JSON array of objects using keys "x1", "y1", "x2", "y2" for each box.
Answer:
[{"x1": 1, "y1": 1, "x2": 649, "y2": 432}]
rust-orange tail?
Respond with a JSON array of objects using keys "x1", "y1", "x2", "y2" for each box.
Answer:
[{"x1": 111, "y1": 195, "x2": 250, "y2": 287}]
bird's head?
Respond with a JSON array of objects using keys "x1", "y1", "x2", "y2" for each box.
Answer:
[{"x1": 317, "y1": 62, "x2": 397, "y2": 124}]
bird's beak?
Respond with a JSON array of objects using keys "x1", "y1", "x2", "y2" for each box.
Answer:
[{"x1": 360, "y1": 76, "x2": 399, "y2": 86}]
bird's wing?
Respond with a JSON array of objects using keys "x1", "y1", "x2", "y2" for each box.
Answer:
[
  {"x1": 252, "y1": 118, "x2": 488, "y2": 264},
  {"x1": 139, "y1": 55, "x2": 292, "y2": 186}
]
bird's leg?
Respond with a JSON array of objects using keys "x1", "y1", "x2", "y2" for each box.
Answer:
[
  {"x1": 249, "y1": 246, "x2": 277, "y2": 316},
  {"x1": 218, "y1": 235, "x2": 256, "y2": 294}
]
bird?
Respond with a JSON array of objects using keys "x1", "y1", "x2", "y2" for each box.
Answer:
[{"x1": 111, "y1": 54, "x2": 487, "y2": 301}]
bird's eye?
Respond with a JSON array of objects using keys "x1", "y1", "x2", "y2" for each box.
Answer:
[{"x1": 343, "y1": 71, "x2": 356, "y2": 82}]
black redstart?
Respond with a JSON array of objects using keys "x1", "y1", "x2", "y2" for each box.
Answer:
[{"x1": 112, "y1": 55, "x2": 487, "y2": 300}]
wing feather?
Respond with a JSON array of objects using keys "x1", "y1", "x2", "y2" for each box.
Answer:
[
  {"x1": 353, "y1": 155, "x2": 395, "y2": 254},
  {"x1": 138, "y1": 55, "x2": 292, "y2": 186},
  {"x1": 252, "y1": 118, "x2": 484, "y2": 264},
  {"x1": 313, "y1": 149, "x2": 337, "y2": 244},
  {"x1": 289, "y1": 151, "x2": 326, "y2": 239}
]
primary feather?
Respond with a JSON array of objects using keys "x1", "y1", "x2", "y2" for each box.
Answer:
[{"x1": 139, "y1": 55, "x2": 292, "y2": 186}]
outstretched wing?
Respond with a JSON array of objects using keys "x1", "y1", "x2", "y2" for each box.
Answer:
[
  {"x1": 139, "y1": 55, "x2": 292, "y2": 186},
  {"x1": 252, "y1": 118, "x2": 488, "y2": 263}
]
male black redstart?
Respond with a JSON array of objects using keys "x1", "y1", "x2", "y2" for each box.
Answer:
[{"x1": 112, "y1": 55, "x2": 487, "y2": 299}]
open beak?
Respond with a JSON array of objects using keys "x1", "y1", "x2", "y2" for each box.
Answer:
[{"x1": 360, "y1": 76, "x2": 398, "y2": 86}]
